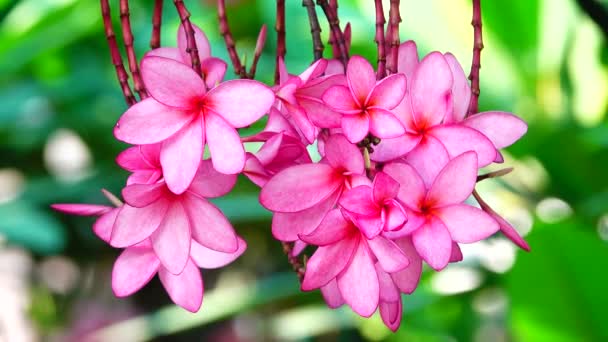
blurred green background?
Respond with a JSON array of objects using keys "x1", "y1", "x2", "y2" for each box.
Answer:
[{"x1": 1, "y1": 0, "x2": 607, "y2": 341}]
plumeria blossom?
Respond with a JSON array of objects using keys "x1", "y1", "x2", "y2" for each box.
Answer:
[
  {"x1": 116, "y1": 144, "x2": 162, "y2": 186},
  {"x1": 260, "y1": 134, "x2": 367, "y2": 241},
  {"x1": 111, "y1": 160, "x2": 239, "y2": 275},
  {"x1": 383, "y1": 152, "x2": 499, "y2": 270},
  {"x1": 114, "y1": 55, "x2": 275, "y2": 194},
  {"x1": 322, "y1": 56, "x2": 407, "y2": 143}
]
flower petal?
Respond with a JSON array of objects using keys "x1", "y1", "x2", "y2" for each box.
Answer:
[
  {"x1": 435, "y1": 204, "x2": 500, "y2": 243},
  {"x1": 301, "y1": 98, "x2": 342, "y2": 129},
  {"x1": 368, "y1": 236, "x2": 409, "y2": 273},
  {"x1": 367, "y1": 74, "x2": 407, "y2": 109},
  {"x1": 114, "y1": 98, "x2": 193, "y2": 145},
  {"x1": 492, "y1": 211, "x2": 531, "y2": 251},
  {"x1": 426, "y1": 151, "x2": 477, "y2": 207},
  {"x1": 122, "y1": 182, "x2": 167, "y2": 208},
  {"x1": 298, "y1": 59, "x2": 328, "y2": 83},
  {"x1": 110, "y1": 201, "x2": 169, "y2": 248},
  {"x1": 337, "y1": 240, "x2": 379, "y2": 317},
  {"x1": 380, "y1": 300, "x2": 402, "y2": 332},
  {"x1": 158, "y1": 258, "x2": 203, "y2": 312},
  {"x1": 403, "y1": 135, "x2": 450, "y2": 188},
  {"x1": 391, "y1": 237, "x2": 423, "y2": 294},
  {"x1": 51, "y1": 204, "x2": 112, "y2": 216},
  {"x1": 397, "y1": 40, "x2": 419, "y2": 78},
  {"x1": 346, "y1": 56, "x2": 376, "y2": 105},
  {"x1": 410, "y1": 52, "x2": 453, "y2": 127},
  {"x1": 450, "y1": 242, "x2": 463, "y2": 262},
  {"x1": 383, "y1": 162, "x2": 426, "y2": 209},
  {"x1": 150, "y1": 202, "x2": 191, "y2": 275},
  {"x1": 339, "y1": 186, "x2": 376, "y2": 215},
  {"x1": 205, "y1": 113, "x2": 246, "y2": 174},
  {"x1": 384, "y1": 200, "x2": 408, "y2": 231},
  {"x1": 320, "y1": 279, "x2": 345, "y2": 308},
  {"x1": 116, "y1": 146, "x2": 154, "y2": 171},
  {"x1": 429, "y1": 124, "x2": 496, "y2": 167},
  {"x1": 260, "y1": 163, "x2": 341, "y2": 212},
  {"x1": 201, "y1": 57, "x2": 227, "y2": 89},
  {"x1": 370, "y1": 134, "x2": 421, "y2": 162},
  {"x1": 205, "y1": 79, "x2": 275, "y2": 128},
  {"x1": 112, "y1": 246, "x2": 159, "y2": 297},
  {"x1": 188, "y1": 159, "x2": 237, "y2": 198},
  {"x1": 299, "y1": 208, "x2": 353, "y2": 246},
  {"x1": 412, "y1": 217, "x2": 452, "y2": 271},
  {"x1": 177, "y1": 23, "x2": 211, "y2": 65},
  {"x1": 368, "y1": 108, "x2": 406, "y2": 139},
  {"x1": 341, "y1": 114, "x2": 370, "y2": 143},
  {"x1": 144, "y1": 47, "x2": 182, "y2": 61},
  {"x1": 93, "y1": 208, "x2": 120, "y2": 242},
  {"x1": 161, "y1": 117, "x2": 204, "y2": 194},
  {"x1": 444, "y1": 53, "x2": 471, "y2": 123},
  {"x1": 324, "y1": 133, "x2": 365, "y2": 174},
  {"x1": 182, "y1": 193, "x2": 238, "y2": 253},
  {"x1": 190, "y1": 237, "x2": 246, "y2": 269},
  {"x1": 301, "y1": 235, "x2": 358, "y2": 290},
  {"x1": 141, "y1": 56, "x2": 206, "y2": 108},
  {"x1": 322, "y1": 85, "x2": 359, "y2": 112},
  {"x1": 373, "y1": 172, "x2": 400, "y2": 204},
  {"x1": 463, "y1": 111, "x2": 528, "y2": 149}
]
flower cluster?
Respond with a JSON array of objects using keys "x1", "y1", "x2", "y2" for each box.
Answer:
[{"x1": 53, "y1": 22, "x2": 527, "y2": 331}]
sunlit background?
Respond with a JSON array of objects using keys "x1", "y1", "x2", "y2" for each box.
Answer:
[{"x1": 1, "y1": 0, "x2": 607, "y2": 341}]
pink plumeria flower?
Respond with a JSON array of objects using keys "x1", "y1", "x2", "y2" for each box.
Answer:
[
  {"x1": 114, "y1": 55, "x2": 275, "y2": 194},
  {"x1": 110, "y1": 160, "x2": 239, "y2": 275},
  {"x1": 112, "y1": 236, "x2": 246, "y2": 312},
  {"x1": 260, "y1": 134, "x2": 367, "y2": 241},
  {"x1": 299, "y1": 209, "x2": 409, "y2": 317},
  {"x1": 339, "y1": 172, "x2": 407, "y2": 239},
  {"x1": 322, "y1": 55, "x2": 406, "y2": 143},
  {"x1": 242, "y1": 132, "x2": 312, "y2": 187},
  {"x1": 116, "y1": 144, "x2": 162, "y2": 186},
  {"x1": 383, "y1": 152, "x2": 499, "y2": 270}
]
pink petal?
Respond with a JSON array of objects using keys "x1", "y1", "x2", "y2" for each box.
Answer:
[
  {"x1": 384, "y1": 200, "x2": 408, "y2": 231},
  {"x1": 368, "y1": 108, "x2": 406, "y2": 139},
  {"x1": 435, "y1": 204, "x2": 499, "y2": 243},
  {"x1": 144, "y1": 47, "x2": 182, "y2": 61},
  {"x1": 177, "y1": 23, "x2": 211, "y2": 65},
  {"x1": 444, "y1": 53, "x2": 471, "y2": 123},
  {"x1": 263, "y1": 107, "x2": 300, "y2": 137},
  {"x1": 380, "y1": 300, "x2": 402, "y2": 332},
  {"x1": 397, "y1": 40, "x2": 419, "y2": 78},
  {"x1": 370, "y1": 134, "x2": 421, "y2": 162},
  {"x1": 182, "y1": 193, "x2": 238, "y2": 253},
  {"x1": 112, "y1": 246, "x2": 159, "y2": 297},
  {"x1": 203, "y1": 113, "x2": 245, "y2": 174},
  {"x1": 126, "y1": 171, "x2": 162, "y2": 186},
  {"x1": 376, "y1": 264, "x2": 400, "y2": 302},
  {"x1": 412, "y1": 218, "x2": 452, "y2": 271},
  {"x1": 403, "y1": 135, "x2": 450, "y2": 188},
  {"x1": 351, "y1": 214, "x2": 384, "y2": 240},
  {"x1": 410, "y1": 52, "x2": 453, "y2": 128},
  {"x1": 150, "y1": 202, "x2": 191, "y2": 275},
  {"x1": 391, "y1": 237, "x2": 423, "y2": 294},
  {"x1": 301, "y1": 235, "x2": 358, "y2": 290},
  {"x1": 260, "y1": 163, "x2": 341, "y2": 212},
  {"x1": 110, "y1": 201, "x2": 169, "y2": 248},
  {"x1": 463, "y1": 111, "x2": 528, "y2": 149},
  {"x1": 116, "y1": 146, "x2": 154, "y2": 171},
  {"x1": 341, "y1": 114, "x2": 370, "y2": 143},
  {"x1": 158, "y1": 258, "x2": 203, "y2": 312},
  {"x1": 278, "y1": 57, "x2": 290, "y2": 84},
  {"x1": 301, "y1": 98, "x2": 342, "y2": 129},
  {"x1": 384, "y1": 210, "x2": 425, "y2": 239},
  {"x1": 161, "y1": 117, "x2": 204, "y2": 194},
  {"x1": 337, "y1": 240, "x2": 379, "y2": 317},
  {"x1": 346, "y1": 56, "x2": 376, "y2": 105},
  {"x1": 292, "y1": 240, "x2": 308, "y2": 257},
  {"x1": 282, "y1": 102, "x2": 316, "y2": 144},
  {"x1": 299, "y1": 208, "x2": 353, "y2": 246},
  {"x1": 339, "y1": 186, "x2": 377, "y2": 215},
  {"x1": 325, "y1": 59, "x2": 345, "y2": 75},
  {"x1": 426, "y1": 151, "x2": 477, "y2": 207},
  {"x1": 141, "y1": 57, "x2": 206, "y2": 108},
  {"x1": 429, "y1": 124, "x2": 496, "y2": 167},
  {"x1": 114, "y1": 98, "x2": 193, "y2": 145},
  {"x1": 299, "y1": 59, "x2": 328, "y2": 83},
  {"x1": 121, "y1": 182, "x2": 167, "y2": 208},
  {"x1": 190, "y1": 237, "x2": 246, "y2": 269},
  {"x1": 93, "y1": 208, "x2": 120, "y2": 242},
  {"x1": 320, "y1": 279, "x2": 345, "y2": 308},
  {"x1": 492, "y1": 212, "x2": 531, "y2": 251},
  {"x1": 51, "y1": 204, "x2": 112, "y2": 216},
  {"x1": 243, "y1": 154, "x2": 271, "y2": 187},
  {"x1": 272, "y1": 189, "x2": 341, "y2": 241},
  {"x1": 324, "y1": 133, "x2": 365, "y2": 174},
  {"x1": 205, "y1": 79, "x2": 275, "y2": 128},
  {"x1": 201, "y1": 57, "x2": 228, "y2": 89},
  {"x1": 368, "y1": 236, "x2": 409, "y2": 273},
  {"x1": 188, "y1": 159, "x2": 237, "y2": 198},
  {"x1": 372, "y1": 172, "x2": 400, "y2": 204},
  {"x1": 367, "y1": 74, "x2": 407, "y2": 109},
  {"x1": 382, "y1": 162, "x2": 426, "y2": 209},
  {"x1": 322, "y1": 85, "x2": 359, "y2": 113},
  {"x1": 450, "y1": 242, "x2": 463, "y2": 262}
]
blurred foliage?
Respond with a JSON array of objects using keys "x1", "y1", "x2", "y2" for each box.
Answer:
[{"x1": 0, "y1": 0, "x2": 607, "y2": 341}]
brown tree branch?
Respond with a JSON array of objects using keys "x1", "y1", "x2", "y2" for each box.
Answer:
[
  {"x1": 120, "y1": 0, "x2": 147, "y2": 99},
  {"x1": 302, "y1": 0, "x2": 324, "y2": 61},
  {"x1": 374, "y1": 0, "x2": 387, "y2": 79},
  {"x1": 386, "y1": 0, "x2": 401, "y2": 74},
  {"x1": 281, "y1": 242, "x2": 306, "y2": 282},
  {"x1": 275, "y1": 0, "x2": 286, "y2": 83},
  {"x1": 173, "y1": 0, "x2": 202, "y2": 76},
  {"x1": 218, "y1": 0, "x2": 247, "y2": 78},
  {"x1": 467, "y1": 0, "x2": 483, "y2": 115},
  {"x1": 316, "y1": 0, "x2": 349, "y2": 67},
  {"x1": 151, "y1": 0, "x2": 163, "y2": 49}
]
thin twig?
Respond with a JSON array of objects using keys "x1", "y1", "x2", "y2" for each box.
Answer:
[
  {"x1": 387, "y1": 0, "x2": 401, "y2": 74},
  {"x1": 120, "y1": 0, "x2": 147, "y2": 99},
  {"x1": 275, "y1": 0, "x2": 286, "y2": 83},
  {"x1": 317, "y1": 0, "x2": 349, "y2": 66},
  {"x1": 281, "y1": 242, "x2": 306, "y2": 282},
  {"x1": 467, "y1": 0, "x2": 483, "y2": 115},
  {"x1": 302, "y1": 0, "x2": 324, "y2": 61},
  {"x1": 374, "y1": 0, "x2": 387, "y2": 79},
  {"x1": 218, "y1": 0, "x2": 247, "y2": 78},
  {"x1": 248, "y1": 25, "x2": 267, "y2": 79},
  {"x1": 477, "y1": 167, "x2": 513, "y2": 182},
  {"x1": 151, "y1": 0, "x2": 163, "y2": 49},
  {"x1": 173, "y1": 0, "x2": 202, "y2": 75},
  {"x1": 100, "y1": 0, "x2": 136, "y2": 106}
]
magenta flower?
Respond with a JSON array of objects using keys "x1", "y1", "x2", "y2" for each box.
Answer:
[
  {"x1": 116, "y1": 143, "x2": 162, "y2": 186},
  {"x1": 260, "y1": 134, "x2": 367, "y2": 241},
  {"x1": 112, "y1": 236, "x2": 246, "y2": 312},
  {"x1": 110, "y1": 160, "x2": 239, "y2": 275},
  {"x1": 114, "y1": 55, "x2": 275, "y2": 194},
  {"x1": 383, "y1": 152, "x2": 499, "y2": 270},
  {"x1": 339, "y1": 172, "x2": 407, "y2": 239},
  {"x1": 322, "y1": 56, "x2": 406, "y2": 143}
]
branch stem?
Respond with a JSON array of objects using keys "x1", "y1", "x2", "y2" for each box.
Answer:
[
  {"x1": 467, "y1": 0, "x2": 483, "y2": 115},
  {"x1": 218, "y1": 0, "x2": 247, "y2": 78}
]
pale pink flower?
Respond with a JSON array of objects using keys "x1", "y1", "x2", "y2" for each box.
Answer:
[
  {"x1": 114, "y1": 55, "x2": 275, "y2": 194},
  {"x1": 322, "y1": 56, "x2": 406, "y2": 143},
  {"x1": 116, "y1": 144, "x2": 162, "y2": 185},
  {"x1": 339, "y1": 172, "x2": 407, "y2": 239},
  {"x1": 110, "y1": 160, "x2": 239, "y2": 275},
  {"x1": 260, "y1": 134, "x2": 367, "y2": 241},
  {"x1": 383, "y1": 152, "x2": 499, "y2": 270}
]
